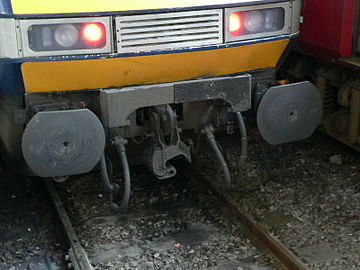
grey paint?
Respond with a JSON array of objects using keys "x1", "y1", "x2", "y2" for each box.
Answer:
[
  {"x1": 101, "y1": 75, "x2": 251, "y2": 128},
  {"x1": 257, "y1": 81, "x2": 323, "y2": 145},
  {"x1": 115, "y1": 9, "x2": 223, "y2": 53},
  {"x1": 100, "y1": 84, "x2": 174, "y2": 128},
  {"x1": 174, "y1": 75, "x2": 251, "y2": 112},
  {"x1": 22, "y1": 109, "x2": 105, "y2": 177},
  {"x1": 0, "y1": 19, "x2": 19, "y2": 58},
  {"x1": 291, "y1": 0, "x2": 301, "y2": 34}
]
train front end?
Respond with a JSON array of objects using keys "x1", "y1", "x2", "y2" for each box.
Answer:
[{"x1": 0, "y1": 0, "x2": 321, "y2": 182}]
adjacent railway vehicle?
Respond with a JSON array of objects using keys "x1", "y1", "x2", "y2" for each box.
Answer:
[
  {"x1": 285, "y1": 0, "x2": 360, "y2": 151},
  {"x1": 0, "y1": 0, "x2": 321, "y2": 208}
]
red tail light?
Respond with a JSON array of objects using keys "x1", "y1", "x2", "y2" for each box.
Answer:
[
  {"x1": 82, "y1": 23, "x2": 105, "y2": 45},
  {"x1": 229, "y1": 12, "x2": 243, "y2": 36},
  {"x1": 27, "y1": 22, "x2": 107, "y2": 52},
  {"x1": 227, "y1": 7, "x2": 286, "y2": 41}
]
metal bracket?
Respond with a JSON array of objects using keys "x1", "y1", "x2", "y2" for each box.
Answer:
[{"x1": 174, "y1": 75, "x2": 251, "y2": 112}]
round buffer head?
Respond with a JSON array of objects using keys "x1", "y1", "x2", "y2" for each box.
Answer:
[
  {"x1": 257, "y1": 81, "x2": 323, "y2": 145},
  {"x1": 22, "y1": 109, "x2": 105, "y2": 178}
]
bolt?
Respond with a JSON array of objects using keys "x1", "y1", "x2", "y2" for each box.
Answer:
[
  {"x1": 67, "y1": 262, "x2": 73, "y2": 269},
  {"x1": 64, "y1": 254, "x2": 70, "y2": 261}
]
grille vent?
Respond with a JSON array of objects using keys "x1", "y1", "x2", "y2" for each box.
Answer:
[{"x1": 115, "y1": 10, "x2": 223, "y2": 53}]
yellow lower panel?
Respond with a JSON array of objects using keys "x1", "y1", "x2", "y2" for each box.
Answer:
[{"x1": 22, "y1": 39, "x2": 289, "y2": 93}]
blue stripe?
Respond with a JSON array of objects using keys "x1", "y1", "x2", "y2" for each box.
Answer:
[
  {"x1": 0, "y1": 34, "x2": 296, "y2": 63},
  {"x1": 0, "y1": 0, "x2": 287, "y2": 18},
  {"x1": 0, "y1": 62, "x2": 24, "y2": 104}
]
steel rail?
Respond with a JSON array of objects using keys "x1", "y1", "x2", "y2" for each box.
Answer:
[
  {"x1": 46, "y1": 181, "x2": 93, "y2": 270},
  {"x1": 182, "y1": 165, "x2": 311, "y2": 270}
]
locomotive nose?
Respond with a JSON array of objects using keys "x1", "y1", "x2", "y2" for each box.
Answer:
[{"x1": 256, "y1": 81, "x2": 323, "y2": 145}]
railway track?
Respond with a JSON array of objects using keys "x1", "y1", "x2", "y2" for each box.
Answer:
[
  {"x1": 1, "y1": 133, "x2": 358, "y2": 270},
  {"x1": 182, "y1": 165, "x2": 310, "y2": 270},
  {"x1": 45, "y1": 164, "x2": 310, "y2": 270},
  {"x1": 46, "y1": 182, "x2": 93, "y2": 270},
  {"x1": 0, "y1": 170, "x2": 65, "y2": 270}
]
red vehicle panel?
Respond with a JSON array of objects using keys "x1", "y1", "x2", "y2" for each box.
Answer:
[{"x1": 298, "y1": 0, "x2": 356, "y2": 59}]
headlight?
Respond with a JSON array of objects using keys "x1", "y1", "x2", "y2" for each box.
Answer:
[
  {"x1": 54, "y1": 24, "x2": 79, "y2": 48},
  {"x1": 244, "y1": 11, "x2": 265, "y2": 33},
  {"x1": 28, "y1": 22, "x2": 106, "y2": 51},
  {"x1": 20, "y1": 17, "x2": 112, "y2": 57},
  {"x1": 225, "y1": 2, "x2": 291, "y2": 42}
]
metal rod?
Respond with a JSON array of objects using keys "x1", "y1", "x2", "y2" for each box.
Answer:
[{"x1": 235, "y1": 112, "x2": 248, "y2": 164}]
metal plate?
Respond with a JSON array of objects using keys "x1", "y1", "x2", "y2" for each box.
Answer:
[
  {"x1": 257, "y1": 81, "x2": 322, "y2": 145},
  {"x1": 22, "y1": 109, "x2": 105, "y2": 177},
  {"x1": 175, "y1": 75, "x2": 251, "y2": 112},
  {"x1": 101, "y1": 75, "x2": 251, "y2": 128},
  {"x1": 100, "y1": 84, "x2": 174, "y2": 127},
  {"x1": 0, "y1": 18, "x2": 18, "y2": 58},
  {"x1": 116, "y1": 10, "x2": 222, "y2": 53}
]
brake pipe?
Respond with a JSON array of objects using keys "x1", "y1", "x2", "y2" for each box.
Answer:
[
  {"x1": 113, "y1": 136, "x2": 131, "y2": 209},
  {"x1": 201, "y1": 125, "x2": 231, "y2": 191},
  {"x1": 100, "y1": 154, "x2": 120, "y2": 209},
  {"x1": 235, "y1": 112, "x2": 248, "y2": 164}
]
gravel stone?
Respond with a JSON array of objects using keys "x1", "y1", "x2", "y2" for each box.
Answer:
[{"x1": 196, "y1": 132, "x2": 360, "y2": 270}]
